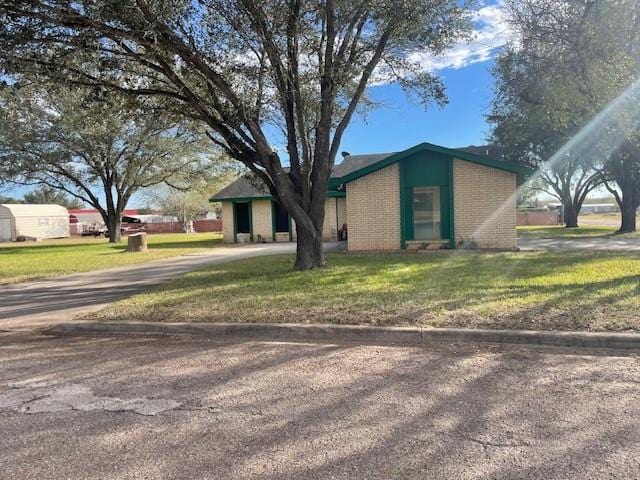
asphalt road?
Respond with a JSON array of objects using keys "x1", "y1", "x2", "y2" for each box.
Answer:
[
  {"x1": 1, "y1": 332, "x2": 639, "y2": 480},
  {"x1": 0, "y1": 243, "x2": 340, "y2": 331}
]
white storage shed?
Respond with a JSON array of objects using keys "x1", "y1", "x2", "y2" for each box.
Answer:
[{"x1": 0, "y1": 204, "x2": 70, "y2": 242}]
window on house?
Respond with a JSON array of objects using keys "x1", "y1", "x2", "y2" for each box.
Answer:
[
  {"x1": 413, "y1": 186, "x2": 441, "y2": 240},
  {"x1": 273, "y1": 202, "x2": 289, "y2": 233}
]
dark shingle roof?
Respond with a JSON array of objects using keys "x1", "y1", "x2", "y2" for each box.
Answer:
[
  {"x1": 210, "y1": 175, "x2": 271, "y2": 201},
  {"x1": 457, "y1": 145, "x2": 505, "y2": 159},
  {"x1": 210, "y1": 143, "x2": 533, "y2": 201},
  {"x1": 331, "y1": 153, "x2": 395, "y2": 178},
  {"x1": 210, "y1": 153, "x2": 392, "y2": 201}
]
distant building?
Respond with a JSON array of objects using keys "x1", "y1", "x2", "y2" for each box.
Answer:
[
  {"x1": 67, "y1": 208, "x2": 140, "y2": 226},
  {"x1": 548, "y1": 203, "x2": 619, "y2": 214},
  {"x1": 0, "y1": 204, "x2": 70, "y2": 242}
]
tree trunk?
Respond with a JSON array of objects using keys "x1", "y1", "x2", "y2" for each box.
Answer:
[
  {"x1": 294, "y1": 223, "x2": 325, "y2": 270},
  {"x1": 127, "y1": 233, "x2": 148, "y2": 252},
  {"x1": 618, "y1": 201, "x2": 638, "y2": 233},
  {"x1": 107, "y1": 216, "x2": 122, "y2": 243},
  {"x1": 563, "y1": 202, "x2": 579, "y2": 228}
]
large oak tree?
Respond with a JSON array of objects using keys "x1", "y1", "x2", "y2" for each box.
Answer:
[
  {"x1": 490, "y1": 0, "x2": 640, "y2": 231},
  {"x1": 0, "y1": 84, "x2": 211, "y2": 242},
  {"x1": 0, "y1": 0, "x2": 472, "y2": 268}
]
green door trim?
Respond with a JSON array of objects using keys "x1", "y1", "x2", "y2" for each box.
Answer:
[
  {"x1": 232, "y1": 200, "x2": 253, "y2": 243},
  {"x1": 271, "y1": 201, "x2": 276, "y2": 242},
  {"x1": 400, "y1": 167, "x2": 406, "y2": 249},
  {"x1": 271, "y1": 200, "x2": 293, "y2": 242},
  {"x1": 448, "y1": 160, "x2": 456, "y2": 248},
  {"x1": 399, "y1": 152, "x2": 455, "y2": 248}
]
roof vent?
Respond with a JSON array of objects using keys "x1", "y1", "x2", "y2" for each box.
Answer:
[{"x1": 341, "y1": 151, "x2": 350, "y2": 158}]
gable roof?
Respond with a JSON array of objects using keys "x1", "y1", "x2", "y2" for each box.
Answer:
[
  {"x1": 333, "y1": 142, "x2": 534, "y2": 185},
  {"x1": 210, "y1": 142, "x2": 534, "y2": 201},
  {"x1": 210, "y1": 175, "x2": 272, "y2": 201}
]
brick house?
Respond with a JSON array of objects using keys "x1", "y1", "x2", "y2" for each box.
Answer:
[{"x1": 210, "y1": 142, "x2": 531, "y2": 250}]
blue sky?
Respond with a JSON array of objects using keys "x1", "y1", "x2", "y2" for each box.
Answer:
[
  {"x1": 341, "y1": 60, "x2": 496, "y2": 156},
  {"x1": 340, "y1": 0, "x2": 509, "y2": 155}
]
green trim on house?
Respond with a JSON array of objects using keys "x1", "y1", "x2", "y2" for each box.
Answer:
[
  {"x1": 399, "y1": 150, "x2": 453, "y2": 248},
  {"x1": 399, "y1": 163, "x2": 406, "y2": 250},
  {"x1": 448, "y1": 160, "x2": 456, "y2": 248},
  {"x1": 232, "y1": 201, "x2": 237, "y2": 243},
  {"x1": 271, "y1": 200, "x2": 293, "y2": 241},
  {"x1": 334, "y1": 142, "x2": 533, "y2": 186},
  {"x1": 211, "y1": 195, "x2": 273, "y2": 202},
  {"x1": 326, "y1": 190, "x2": 346, "y2": 198},
  {"x1": 212, "y1": 191, "x2": 344, "y2": 202},
  {"x1": 271, "y1": 201, "x2": 276, "y2": 242},
  {"x1": 248, "y1": 200, "x2": 253, "y2": 241},
  {"x1": 232, "y1": 200, "x2": 253, "y2": 242}
]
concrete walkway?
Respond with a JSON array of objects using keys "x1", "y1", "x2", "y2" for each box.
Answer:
[
  {"x1": 0, "y1": 242, "x2": 339, "y2": 330},
  {"x1": 518, "y1": 237, "x2": 640, "y2": 251}
]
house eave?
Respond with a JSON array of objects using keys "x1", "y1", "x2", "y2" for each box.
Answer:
[{"x1": 332, "y1": 142, "x2": 535, "y2": 186}]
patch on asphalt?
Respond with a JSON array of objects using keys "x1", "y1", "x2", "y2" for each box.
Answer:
[{"x1": 0, "y1": 381, "x2": 180, "y2": 416}]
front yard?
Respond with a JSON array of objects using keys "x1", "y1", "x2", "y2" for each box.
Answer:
[
  {"x1": 84, "y1": 251, "x2": 640, "y2": 332},
  {"x1": 0, "y1": 233, "x2": 222, "y2": 284}
]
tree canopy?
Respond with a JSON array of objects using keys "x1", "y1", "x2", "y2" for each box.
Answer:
[
  {"x1": 0, "y1": 0, "x2": 472, "y2": 267},
  {"x1": 489, "y1": 0, "x2": 640, "y2": 229},
  {"x1": 0, "y1": 83, "x2": 213, "y2": 241},
  {"x1": 23, "y1": 185, "x2": 85, "y2": 209}
]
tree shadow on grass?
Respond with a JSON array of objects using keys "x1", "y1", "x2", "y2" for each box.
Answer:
[{"x1": 97, "y1": 251, "x2": 640, "y2": 331}]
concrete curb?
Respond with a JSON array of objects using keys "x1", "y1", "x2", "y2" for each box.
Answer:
[{"x1": 44, "y1": 322, "x2": 640, "y2": 350}]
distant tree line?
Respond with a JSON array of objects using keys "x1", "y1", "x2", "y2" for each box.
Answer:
[
  {"x1": 0, "y1": 83, "x2": 215, "y2": 242},
  {"x1": 0, "y1": 186, "x2": 84, "y2": 209}
]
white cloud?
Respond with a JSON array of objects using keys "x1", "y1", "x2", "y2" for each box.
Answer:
[{"x1": 407, "y1": 2, "x2": 514, "y2": 73}]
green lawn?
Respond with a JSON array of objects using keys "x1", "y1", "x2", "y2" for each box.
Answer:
[
  {"x1": 0, "y1": 233, "x2": 223, "y2": 284},
  {"x1": 84, "y1": 251, "x2": 640, "y2": 332},
  {"x1": 517, "y1": 225, "x2": 618, "y2": 238}
]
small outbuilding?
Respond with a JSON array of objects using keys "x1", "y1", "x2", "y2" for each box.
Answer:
[{"x1": 0, "y1": 204, "x2": 70, "y2": 242}]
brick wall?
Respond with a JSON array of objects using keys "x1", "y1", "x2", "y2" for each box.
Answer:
[
  {"x1": 453, "y1": 159, "x2": 517, "y2": 249},
  {"x1": 346, "y1": 163, "x2": 401, "y2": 251},
  {"x1": 142, "y1": 220, "x2": 222, "y2": 234},
  {"x1": 221, "y1": 201, "x2": 234, "y2": 243},
  {"x1": 517, "y1": 211, "x2": 561, "y2": 226},
  {"x1": 336, "y1": 197, "x2": 347, "y2": 228},
  {"x1": 251, "y1": 200, "x2": 273, "y2": 242},
  {"x1": 194, "y1": 219, "x2": 222, "y2": 232},
  {"x1": 322, "y1": 198, "x2": 342, "y2": 241}
]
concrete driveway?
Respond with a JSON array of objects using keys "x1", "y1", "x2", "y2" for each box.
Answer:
[
  {"x1": 0, "y1": 243, "x2": 340, "y2": 330},
  {"x1": 1, "y1": 332, "x2": 639, "y2": 479},
  {"x1": 518, "y1": 236, "x2": 640, "y2": 251}
]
